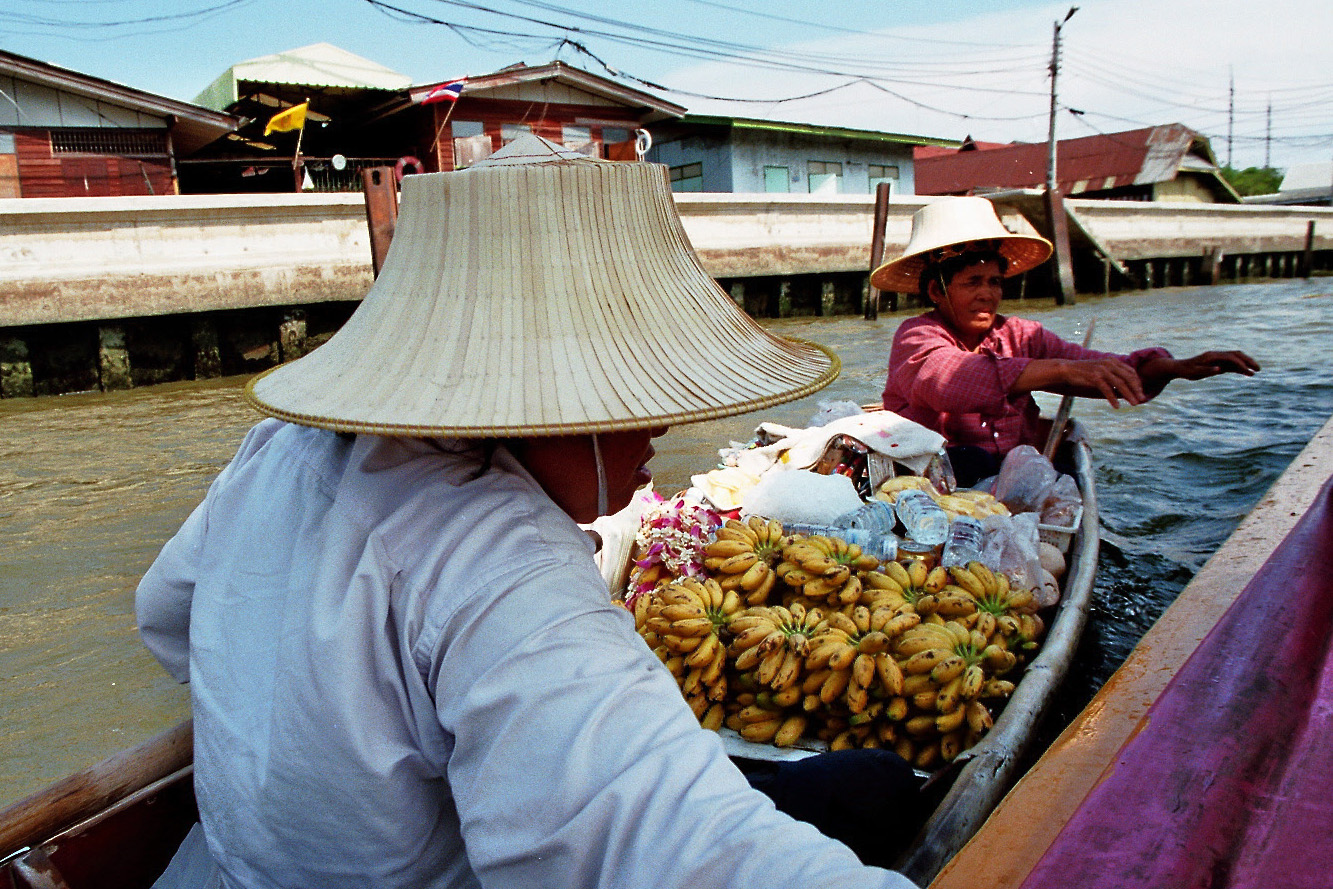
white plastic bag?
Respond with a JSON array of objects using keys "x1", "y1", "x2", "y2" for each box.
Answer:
[
  {"x1": 993, "y1": 445, "x2": 1059, "y2": 514},
  {"x1": 980, "y1": 512, "x2": 1050, "y2": 603},
  {"x1": 1041, "y1": 473, "x2": 1083, "y2": 528}
]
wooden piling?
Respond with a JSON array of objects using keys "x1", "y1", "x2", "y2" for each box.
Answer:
[
  {"x1": 1043, "y1": 188, "x2": 1076, "y2": 305},
  {"x1": 0, "y1": 335, "x2": 34, "y2": 398},
  {"x1": 1305, "y1": 223, "x2": 1317, "y2": 278},
  {"x1": 190, "y1": 319, "x2": 221, "y2": 379},
  {"x1": 361, "y1": 166, "x2": 399, "y2": 279},
  {"x1": 729, "y1": 281, "x2": 745, "y2": 311},
  {"x1": 866, "y1": 182, "x2": 892, "y2": 319},
  {"x1": 1200, "y1": 246, "x2": 1223, "y2": 285},
  {"x1": 821, "y1": 280, "x2": 836, "y2": 317},
  {"x1": 97, "y1": 324, "x2": 132, "y2": 391}
]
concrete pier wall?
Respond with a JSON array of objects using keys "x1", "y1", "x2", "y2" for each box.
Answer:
[{"x1": 2, "y1": 191, "x2": 1331, "y2": 396}]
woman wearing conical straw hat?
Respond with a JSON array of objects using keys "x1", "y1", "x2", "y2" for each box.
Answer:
[
  {"x1": 136, "y1": 137, "x2": 920, "y2": 889},
  {"x1": 872, "y1": 197, "x2": 1258, "y2": 485}
]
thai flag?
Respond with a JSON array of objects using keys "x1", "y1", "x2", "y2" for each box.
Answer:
[{"x1": 417, "y1": 78, "x2": 466, "y2": 105}]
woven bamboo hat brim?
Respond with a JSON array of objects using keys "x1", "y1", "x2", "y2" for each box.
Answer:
[
  {"x1": 245, "y1": 135, "x2": 839, "y2": 437},
  {"x1": 870, "y1": 196, "x2": 1052, "y2": 294}
]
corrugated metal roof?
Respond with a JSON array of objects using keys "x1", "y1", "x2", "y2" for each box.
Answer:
[
  {"x1": 915, "y1": 124, "x2": 1236, "y2": 201},
  {"x1": 0, "y1": 48, "x2": 238, "y2": 154},
  {"x1": 194, "y1": 43, "x2": 410, "y2": 109},
  {"x1": 681, "y1": 114, "x2": 953, "y2": 147},
  {"x1": 413, "y1": 61, "x2": 686, "y2": 120}
]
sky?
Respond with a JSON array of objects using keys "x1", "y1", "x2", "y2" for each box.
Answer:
[{"x1": 3, "y1": 0, "x2": 1331, "y2": 174}]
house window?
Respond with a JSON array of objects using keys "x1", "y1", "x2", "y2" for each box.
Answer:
[
  {"x1": 808, "y1": 160, "x2": 842, "y2": 194},
  {"x1": 562, "y1": 125, "x2": 597, "y2": 157},
  {"x1": 451, "y1": 120, "x2": 490, "y2": 169},
  {"x1": 670, "y1": 162, "x2": 703, "y2": 192},
  {"x1": 602, "y1": 127, "x2": 631, "y2": 145},
  {"x1": 869, "y1": 164, "x2": 899, "y2": 194},
  {"x1": 501, "y1": 123, "x2": 532, "y2": 144},
  {"x1": 763, "y1": 165, "x2": 790, "y2": 193}
]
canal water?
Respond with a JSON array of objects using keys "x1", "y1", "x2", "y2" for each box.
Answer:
[{"x1": 2, "y1": 278, "x2": 1330, "y2": 808}]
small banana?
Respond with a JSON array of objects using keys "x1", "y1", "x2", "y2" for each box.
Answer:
[
  {"x1": 774, "y1": 714, "x2": 808, "y2": 748},
  {"x1": 905, "y1": 559, "x2": 929, "y2": 590},
  {"x1": 874, "y1": 652, "x2": 904, "y2": 696},
  {"x1": 948, "y1": 565, "x2": 986, "y2": 598}
]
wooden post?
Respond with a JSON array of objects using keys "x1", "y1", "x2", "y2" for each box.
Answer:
[
  {"x1": 820, "y1": 280, "x2": 836, "y2": 316},
  {"x1": 1200, "y1": 246, "x2": 1222, "y2": 285},
  {"x1": 1043, "y1": 188, "x2": 1076, "y2": 305},
  {"x1": 0, "y1": 334, "x2": 34, "y2": 398},
  {"x1": 866, "y1": 182, "x2": 892, "y2": 319},
  {"x1": 1304, "y1": 222, "x2": 1317, "y2": 278},
  {"x1": 728, "y1": 281, "x2": 745, "y2": 311},
  {"x1": 361, "y1": 166, "x2": 399, "y2": 279},
  {"x1": 97, "y1": 324, "x2": 132, "y2": 392}
]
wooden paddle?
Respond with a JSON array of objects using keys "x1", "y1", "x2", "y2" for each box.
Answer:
[{"x1": 1042, "y1": 318, "x2": 1096, "y2": 461}]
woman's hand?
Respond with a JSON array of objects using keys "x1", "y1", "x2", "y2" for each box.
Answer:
[
  {"x1": 1144, "y1": 351, "x2": 1261, "y2": 382},
  {"x1": 1015, "y1": 357, "x2": 1148, "y2": 407}
]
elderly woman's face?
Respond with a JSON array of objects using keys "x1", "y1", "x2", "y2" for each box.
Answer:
[
  {"x1": 511, "y1": 428, "x2": 667, "y2": 523},
  {"x1": 929, "y1": 258, "x2": 1005, "y2": 348}
]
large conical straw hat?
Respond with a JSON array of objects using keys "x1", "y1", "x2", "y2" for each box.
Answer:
[
  {"x1": 870, "y1": 196, "x2": 1052, "y2": 294},
  {"x1": 245, "y1": 135, "x2": 839, "y2": 437}
]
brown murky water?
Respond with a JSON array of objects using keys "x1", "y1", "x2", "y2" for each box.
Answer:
[{"x1": 3, "y1": 282, "x2": 1330, "y2": 807}]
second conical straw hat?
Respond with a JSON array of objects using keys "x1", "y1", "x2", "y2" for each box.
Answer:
[{"x1": 246, "y1": 135, "x2": 839, "y2": 437}]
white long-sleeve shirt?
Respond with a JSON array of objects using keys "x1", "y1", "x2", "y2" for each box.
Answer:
[{"x1": 137, "y1": 419, "x2": 917, "y2": 889}]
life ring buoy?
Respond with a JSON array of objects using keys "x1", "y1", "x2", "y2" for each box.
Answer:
[{"x1": 395, "y1": 156, "x2": 423, "y2": 182}]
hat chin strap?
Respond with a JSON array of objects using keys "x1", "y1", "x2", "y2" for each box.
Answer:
[{"x1": 592, "y1": 433, "x2": 608, "y2": 517}]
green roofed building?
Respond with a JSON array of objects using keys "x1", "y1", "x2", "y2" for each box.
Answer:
[{"x1": 646, "y1": 114, "x2": 955, "y2": 196}]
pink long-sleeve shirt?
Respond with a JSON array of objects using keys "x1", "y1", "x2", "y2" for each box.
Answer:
[{"x1": 882, "y1": 310, "x2": 1169, "y2": 456}]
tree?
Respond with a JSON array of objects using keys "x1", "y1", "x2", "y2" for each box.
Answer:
[{"x1": 1220, "y1": 165, "x2": 1284, "y2": 196}]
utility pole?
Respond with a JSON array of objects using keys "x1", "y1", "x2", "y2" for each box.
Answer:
[
  {"x1": 1227, "y1": 70, "x2": 1234, "y2": 169},
  {"x1": 1046, "y1": 7, "x2": 1078, "y2": 305},
  {"x1": 1265, "y1": 99, "x2": 1272, "y2": 169}
]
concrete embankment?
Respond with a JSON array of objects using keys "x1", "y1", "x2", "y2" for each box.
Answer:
[{"x1": 2, "y1": 191, "x2": 1331, "y2": 397}]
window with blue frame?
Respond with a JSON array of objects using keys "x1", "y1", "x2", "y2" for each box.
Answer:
[
  {"x1": 808, "y1": 160, "x2": 842, "y2": 194},
  {"x1": 670, "y1": 162, "x2": 704, "y2": 192}
]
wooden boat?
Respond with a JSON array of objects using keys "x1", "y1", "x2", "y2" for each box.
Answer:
[{"x1": 0, "y1": 424, "x2": 1097, "y2": 889}]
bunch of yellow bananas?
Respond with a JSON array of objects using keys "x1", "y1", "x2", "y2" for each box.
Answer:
[
  {"x1": 942, "y1": 561, "x2": 1044, "y2": 651},
  {"x1": 888, "y1": 618, "x2": 1022, "y2": 768},
  {"x1": 721, "y1": 602, "x2": 823, "y2": 745},
  {"x1": 634, "y1": 576, "x2": 742, "y2": 728},
  {"x1": 701, "y1": 516, "x2": 786, "y2": 604},
  {"x1": 774, "y1": 535, "x2": 879, "y2": 606}
]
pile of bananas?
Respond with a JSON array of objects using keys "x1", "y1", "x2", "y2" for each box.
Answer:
[
  {"x1": 873, "y1": 476, "x2": 1010, "y2": 520},
  {"x1": 703, "y1": 516, "x2": 786, "y2": 604},
  {"x1": 629, "y1": 514, "x2": 1052, "y2": 771},
  {"x1": 633, "y1": 576, "x2": 742, "y2": 729}
]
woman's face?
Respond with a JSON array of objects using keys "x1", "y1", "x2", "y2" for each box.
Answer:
[
  {"x1": 511, "y1": 427, "x2": 667, "y2": 524},
  {"x1": 928, "y1": 257, "x2": 1005, "y2": 349}
]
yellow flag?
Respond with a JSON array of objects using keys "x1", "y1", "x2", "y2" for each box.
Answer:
[{"x1": 264, "y1": 102, "x2": 308, "y2": 136}]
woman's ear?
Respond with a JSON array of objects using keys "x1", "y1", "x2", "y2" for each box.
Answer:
[{"x1": 925, "y1": 278, "x2": 944, "y2": 305}]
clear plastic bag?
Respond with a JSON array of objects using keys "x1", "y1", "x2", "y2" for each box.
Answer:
[
  {"x1": 1041, "y1": 474, "x2": 1083, "y2": 528},
  {"x1": 993, "y1": 445, "x2": 1059, "y2": 514},
  {"x1": 980, "y1": 512, "x2": 1049, "y2": 601}
]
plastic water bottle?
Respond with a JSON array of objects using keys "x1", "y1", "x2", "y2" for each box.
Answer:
[
  {"x1": 839, "y1": 500, "x2": 897, "y2": 535},
  {"x1": 941, "y1": 516, "x2": 985, "y2": 569},
  {"x1": 894, "y1": 490, "x2": 949, "y2": 546}
]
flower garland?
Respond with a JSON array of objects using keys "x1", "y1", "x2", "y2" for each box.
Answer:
[{"x1": 625, "y1": 493, "x2": 721, "y2": 606}]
